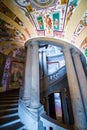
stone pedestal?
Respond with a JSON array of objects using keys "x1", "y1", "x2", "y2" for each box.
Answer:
[{"x1": 19, "y1": 100, "x2": 45, "y2": 130}]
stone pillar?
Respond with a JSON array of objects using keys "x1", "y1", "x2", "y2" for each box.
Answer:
[
  {"x1": 63, "y1": 47, "x2": 87, "y2": 130},
  {"x1": 30, "y1": 42, "x2": 41, "y2": 108},
  {"x1": 39, "y1": 51, "x2": 44, "y2": 102},
  {"x1": 42, "y1": 50, "x2": 48, "y2": 94},
  {"x1": 72, "y1": 50, "x2": 87, "y2": 119},
  {"x1": 42, "y1": 50, "x2": 49, "y2": 115},
  {"x1": 19, "y1": 41, "x2": 44, "y2": 130},
  {"x1": 61, "y1": 89, "x2": 69, "y2": 125},
  {"x1": 43, "y1": 50, "x2": 48, "y2": 77},
  {"x1": 23, "y1": 43, "x2": 32, "y2": 106},
  {"x1": 39, "y1": 51, "x2": 43, "y2": 78}
]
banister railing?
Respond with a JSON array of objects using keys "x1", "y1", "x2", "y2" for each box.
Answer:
[
  {"x1": 40, "y1": 66, "x2": 66, "y2": 86},
  {"x1": 48, "y1": 66, "x2": 66, "y2": 85},
  {"x1": 40, "y1": 114, "x2": 71, "y2": 130}
]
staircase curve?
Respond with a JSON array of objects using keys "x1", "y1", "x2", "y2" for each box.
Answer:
[{"x1": 0, "y1": 66, "x2": 68, "y2": 130}]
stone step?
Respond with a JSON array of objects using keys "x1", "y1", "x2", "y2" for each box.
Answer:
[
  {"x1": 0, "y1": 109, "x2": 18, "y2": 116},
  {"x1": 0, "y1": 100, "x2": 18, "y2": 104},
  {"x1": 0, "y1": 113, "x2": 18, "y2": 119},
  {"x1": 0, "y1": 119, "x2": 24, "y2": 130},
  {"x1": 17, "y1": 125, "x2": 27, "y2": 130},
  {"x1": 0, "y1": 89, "x2": 25, "y2": 130},
  {"x1": 0, "y1": 97, "x2": 19, "y2": 100},
  {"x1": 0, "y1": 115, "x2": 19, "y2": 125},
  {"x1": 0, "y1": 107, "x2": 18, "y2": 112},
  {"x1": 0, "y1": 103, "x2": 18, "y2": 107},
  {"x1": 0, "y1": 104, "x2": 18, "y2": 110}
]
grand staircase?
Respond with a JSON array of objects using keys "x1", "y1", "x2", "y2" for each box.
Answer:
[{"x1": 0, "y1": 89, "x2": 26, "y2": 130}]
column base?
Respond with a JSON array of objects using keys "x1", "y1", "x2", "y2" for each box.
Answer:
[
  {"x1": 27, "y1": 105, "x2": 45, "y2": 120},
  {"x1": 22, "y1": 97, "x2": 30, "y2": 106},
  {"x1": 29, "y1": 103, "x2": 41, "y2": 109},
  {"x1": 18, "y1": 100, "x2": 45, "y2": 130}
]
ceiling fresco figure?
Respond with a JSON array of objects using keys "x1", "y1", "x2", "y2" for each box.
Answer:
[
  {"x1": 0, "y1": 0, "x2": 86, "y2": 57},
  {"x1": 53, "y1": 12, "x2": 60, "y2": 30},
  {"x1": 45, "y1": 15, "x2": 52, "y2": 33}
]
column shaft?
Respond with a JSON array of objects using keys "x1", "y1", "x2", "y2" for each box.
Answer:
[
  {"x1": 30, "y1": 43, "x2": 41, "y2": 108},
  {"x1": 39, "y1": 51, "x2": 43, "y2": 78},
  {"x1": 42, "y1": 51, "x2": 49, "y2": 114},
  {"x1": 23, "y1": 44, "x2": 32, "y2": 105},
  {"x1": 63, "y1": 48, "x2": 87, "y2": 130},
  {"x1": 43, "y1": 50, "x2": 48, "y2": 91},
  {"x1": 61, "y1": 90, "x2": 69, "y2": 125}
]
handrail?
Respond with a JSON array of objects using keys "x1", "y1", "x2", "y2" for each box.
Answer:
[
  {"x1": 48, "y1": 66, "x2": 66, "y2": 85},
  {"x1": 48, "y1": 66, "x2": 66, "y2": 77},
  {"x1": 40, "y1": 113, "x2": 72, "y2": 130},
  {"x1": 40, "y1": 66, "x2": 66, "y2": 86}
]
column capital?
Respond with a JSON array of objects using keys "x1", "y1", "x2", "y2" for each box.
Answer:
[
  {"x1": 30, "y1": 40, "x2": 39, "y2": 45},
  {"x1": 42, "y1": 50, "x2": 47, "y2": 54},
  {"x1": 25, "y1": 40, "x2": 39, "y2": 48},
  {"x1": 71, "y1": 48, "x2": 82, "y2": 57},
  {"x1": 63, "y1": 47, "x2": 71, "y2": 52},
  {"x1": 63, "y1": 46, "x2": 71, "y2": 51}
]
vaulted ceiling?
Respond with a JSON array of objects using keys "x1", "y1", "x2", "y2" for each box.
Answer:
[{"x1": 0, "y1": 0, "x2": 87, "y2": 58}]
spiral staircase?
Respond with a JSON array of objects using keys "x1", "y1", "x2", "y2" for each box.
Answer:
[{"x1": 0, "y1": 66, "x2": 72, "y2": 130}]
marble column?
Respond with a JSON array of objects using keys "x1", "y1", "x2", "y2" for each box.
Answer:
[
  {"x1": 30, "y1": 42, "x2": 41, "y2": 108},
  {"x1": 43, "y1": 50, "x2": 48, "y2": 77},
  {"x1": 23, "y1": 43, "x2": 32, "y2": 106},
  {"x1": 42, "y1": 50, "x2": 49, "y2": 114},
  {"x1": 42, "y1": 50, "x2": 48, "y2": 92},
  {"x1": 19, "y1": 41, "x2": 44, "y2": 130},
  {"x1": 72, "y1": 50, "x2": 87, "y2": 119},
  {"x1": 61, "y1": 89, "x2": 69, "y2": 125},
  {"x1": 39, "y1": 51, "x2": 43, "y2": 78},
  {"x1": 63, "y1": 47, "x2": 87, "y2": 130}
]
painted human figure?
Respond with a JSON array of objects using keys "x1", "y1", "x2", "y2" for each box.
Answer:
[
  {"x1": 66, "y1": 5, "x2": 74, "y2": 25},
  {"x1": 45, "y1": 15, "x2": 52, "y2": 29},
  {"x1": 45, "y1": 15, "x2": 52, "y2": 34},
  {"x1": 54, "y1": 18, "x2": 59, "y2": 30}
]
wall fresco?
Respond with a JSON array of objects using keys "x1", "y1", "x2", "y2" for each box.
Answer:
[
  {"x1": 31, "y1": 3, "x2": 66, "y2": 37},
  {"x1": 53, "y1": 12, "x2": 60, "y2": 31},
  {"x1": 71, "y1": 10, "x2": 87, "y2": 44},
  {"x1": 9, "y1": 61, "x2": 24, "y2": 88},
  {"x1": 2, "y1": 58, "x2": 11, "y2": 88},
  {"x1": 80, "y1": 37, "x2": 87, "y2": 60},
  {"x1": 0, "y1": 2, "x2": 30, "y2": 36},
  {"x1": 65, "y1": 0, "x2": 81, "y2": 26},
  {"x1": 0, "y1": 53, "x2": 6, "y2": 87},
  {"x1": 0, "y1": 19, "x2": 26, "y2": 42},
  {"x1": 37, "y1": 16, "x2": 44, "y2": 30}
]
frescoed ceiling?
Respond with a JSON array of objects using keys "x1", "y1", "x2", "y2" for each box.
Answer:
[{"x1": 0, "y1": 0, "x2": 87, "y2": 58}]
